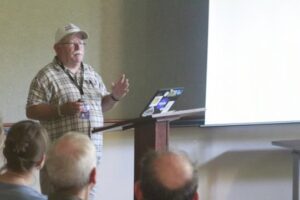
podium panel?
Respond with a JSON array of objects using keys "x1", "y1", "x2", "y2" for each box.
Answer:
[{"x1": 134, "y1": 119, "x2": 169, "y2": 181}]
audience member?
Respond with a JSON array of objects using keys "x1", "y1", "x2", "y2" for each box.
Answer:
[
  {"x1": 135, "y1": 150, "x2": 199, "y2": 200},
  {"x1": 0, "y1": 120, "x2": 48, "y2": 200},
  {"x1": 46, "y1": 132, "x2": 97, "y2": 200}
]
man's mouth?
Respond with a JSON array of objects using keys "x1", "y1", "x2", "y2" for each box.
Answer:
[{"x1": 74, "y1": 52, "x2": 82, "y2": 56}]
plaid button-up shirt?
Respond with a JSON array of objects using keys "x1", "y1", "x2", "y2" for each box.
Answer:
[{"x1": 27, "y1": 57, "x2": 109, "y2": 161}]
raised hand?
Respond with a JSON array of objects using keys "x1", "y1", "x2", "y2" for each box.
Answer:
[{"x1": 111, "y1": 74, "x2": 130, "y2": 101}]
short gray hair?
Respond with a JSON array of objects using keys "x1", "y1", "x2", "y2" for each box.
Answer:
[{"x1": 46, "y1": 132, "x2": 96, "y2": 190}]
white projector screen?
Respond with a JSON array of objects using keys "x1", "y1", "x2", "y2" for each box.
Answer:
[{"x1": 205, "y1": 0, "x2": 300, "y2": 125}]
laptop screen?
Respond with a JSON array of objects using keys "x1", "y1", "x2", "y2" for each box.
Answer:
[{"x1": 141, "y1": 87, "x2": 184, "y2": 117}]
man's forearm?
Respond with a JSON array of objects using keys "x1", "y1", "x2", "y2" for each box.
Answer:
[
  {"x1": 26, "y1": 104, "x2": 60, "y2": 120},
  {"x1": 101, "y1": 94, "x2": 118, "y2": 112}
]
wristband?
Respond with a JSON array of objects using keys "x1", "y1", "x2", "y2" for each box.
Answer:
[
  {"x1": 110, "y1": 94, "x2": 120, "y2": 101},
  {"x1": 57, "y1": 105, "x2": 64, "y2": 117}
]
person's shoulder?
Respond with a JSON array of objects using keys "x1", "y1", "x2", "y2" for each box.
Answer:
[
  {"x1": 39, "y1": 61, "x2": 61, "y2": 74},
  {"x1": 33, "y1": 60, "x2": 62, "y2": 80},
  {"x1": 0, "y1": 183, "x2": 47, "y2": 200},
  {"x1": 21, "y1": 186, "x2": 47, "y2": 200}
]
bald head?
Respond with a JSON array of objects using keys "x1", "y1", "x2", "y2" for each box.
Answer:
[
  {"x1": 138, "y1": 150, "x2": 199, "y2": 200},
  {"x1": 153, "y1": 152, "x2": 193, "y2": 189}
]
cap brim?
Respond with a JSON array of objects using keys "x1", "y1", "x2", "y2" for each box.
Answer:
[{"x1": 77, "y1": 31, "x2": 88, "y2": 40}]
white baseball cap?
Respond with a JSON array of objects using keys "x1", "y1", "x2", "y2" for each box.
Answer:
[{"x1": 55, "y1": 23, "x2": 88, "y2": 44}]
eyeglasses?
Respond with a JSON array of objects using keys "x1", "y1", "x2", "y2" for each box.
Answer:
[{"x1": 59, "y1": 42, "x2": 86, "y2": 46}]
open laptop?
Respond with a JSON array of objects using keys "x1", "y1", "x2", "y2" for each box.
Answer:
[{"x1": 140, "y1": 87, "x2": 184, "y2": 117}]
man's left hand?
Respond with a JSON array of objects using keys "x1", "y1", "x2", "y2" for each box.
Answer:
[{"x1": 111, "y1": 74, "x2": 129, "y2": 101}]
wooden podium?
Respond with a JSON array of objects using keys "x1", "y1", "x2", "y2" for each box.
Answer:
[{"x1": 92, "y1": 108, "x2": 205, "y2": 184}]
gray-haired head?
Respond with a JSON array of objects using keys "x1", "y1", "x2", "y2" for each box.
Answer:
[{"x1": 46, "y1": 132, "x2": 96, "y2": 190}]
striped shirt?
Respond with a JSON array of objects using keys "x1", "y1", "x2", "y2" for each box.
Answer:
[{"x1": 27, "y1": 57, "x2": 109, "y2": 160}]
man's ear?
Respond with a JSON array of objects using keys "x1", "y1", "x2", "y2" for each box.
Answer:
[
  {"x1": 36, "y1": 154, "x2": 46, "y2": 170},
  {"x1": 193, "y1": 191, "x2": 199, "y2": 200},
  {"x1": 134, "y1": 181, "x2": 143, "y2": 200},
  {"x1": 89, "y1": 167, "x2": 97, "y2": 185},
  {"x1": 53, "y1": 44, "x2": 60, "y2": 55}
]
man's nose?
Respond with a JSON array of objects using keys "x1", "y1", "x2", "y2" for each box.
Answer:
[
  {"x1": 73, "y1": 42, "x2": 85, "y2": 49},
  {"x1": 74, "y1": 43, "x2": 81, "y2": 49}
]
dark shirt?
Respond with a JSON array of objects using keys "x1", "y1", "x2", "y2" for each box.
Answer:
[{"x1": 48, "y1": 192, "x2": 82, "y2": 200}]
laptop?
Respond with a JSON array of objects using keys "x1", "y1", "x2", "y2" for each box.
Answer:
[{"x1": 140, "y1": 87, "x2": 184, "y2": 117}]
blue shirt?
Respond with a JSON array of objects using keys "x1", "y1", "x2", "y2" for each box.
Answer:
[{"x1": 0, "y1": 182, "x2": 47, "y2": 200}]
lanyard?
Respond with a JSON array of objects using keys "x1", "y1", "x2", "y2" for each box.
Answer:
[{"x1": 60, "y1": 63, "x2": 84, "y2": 96}]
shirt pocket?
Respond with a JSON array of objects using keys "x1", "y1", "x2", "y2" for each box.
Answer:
[{"x1": 84, "y1": 79, "x2": 103, "y2": 101}]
